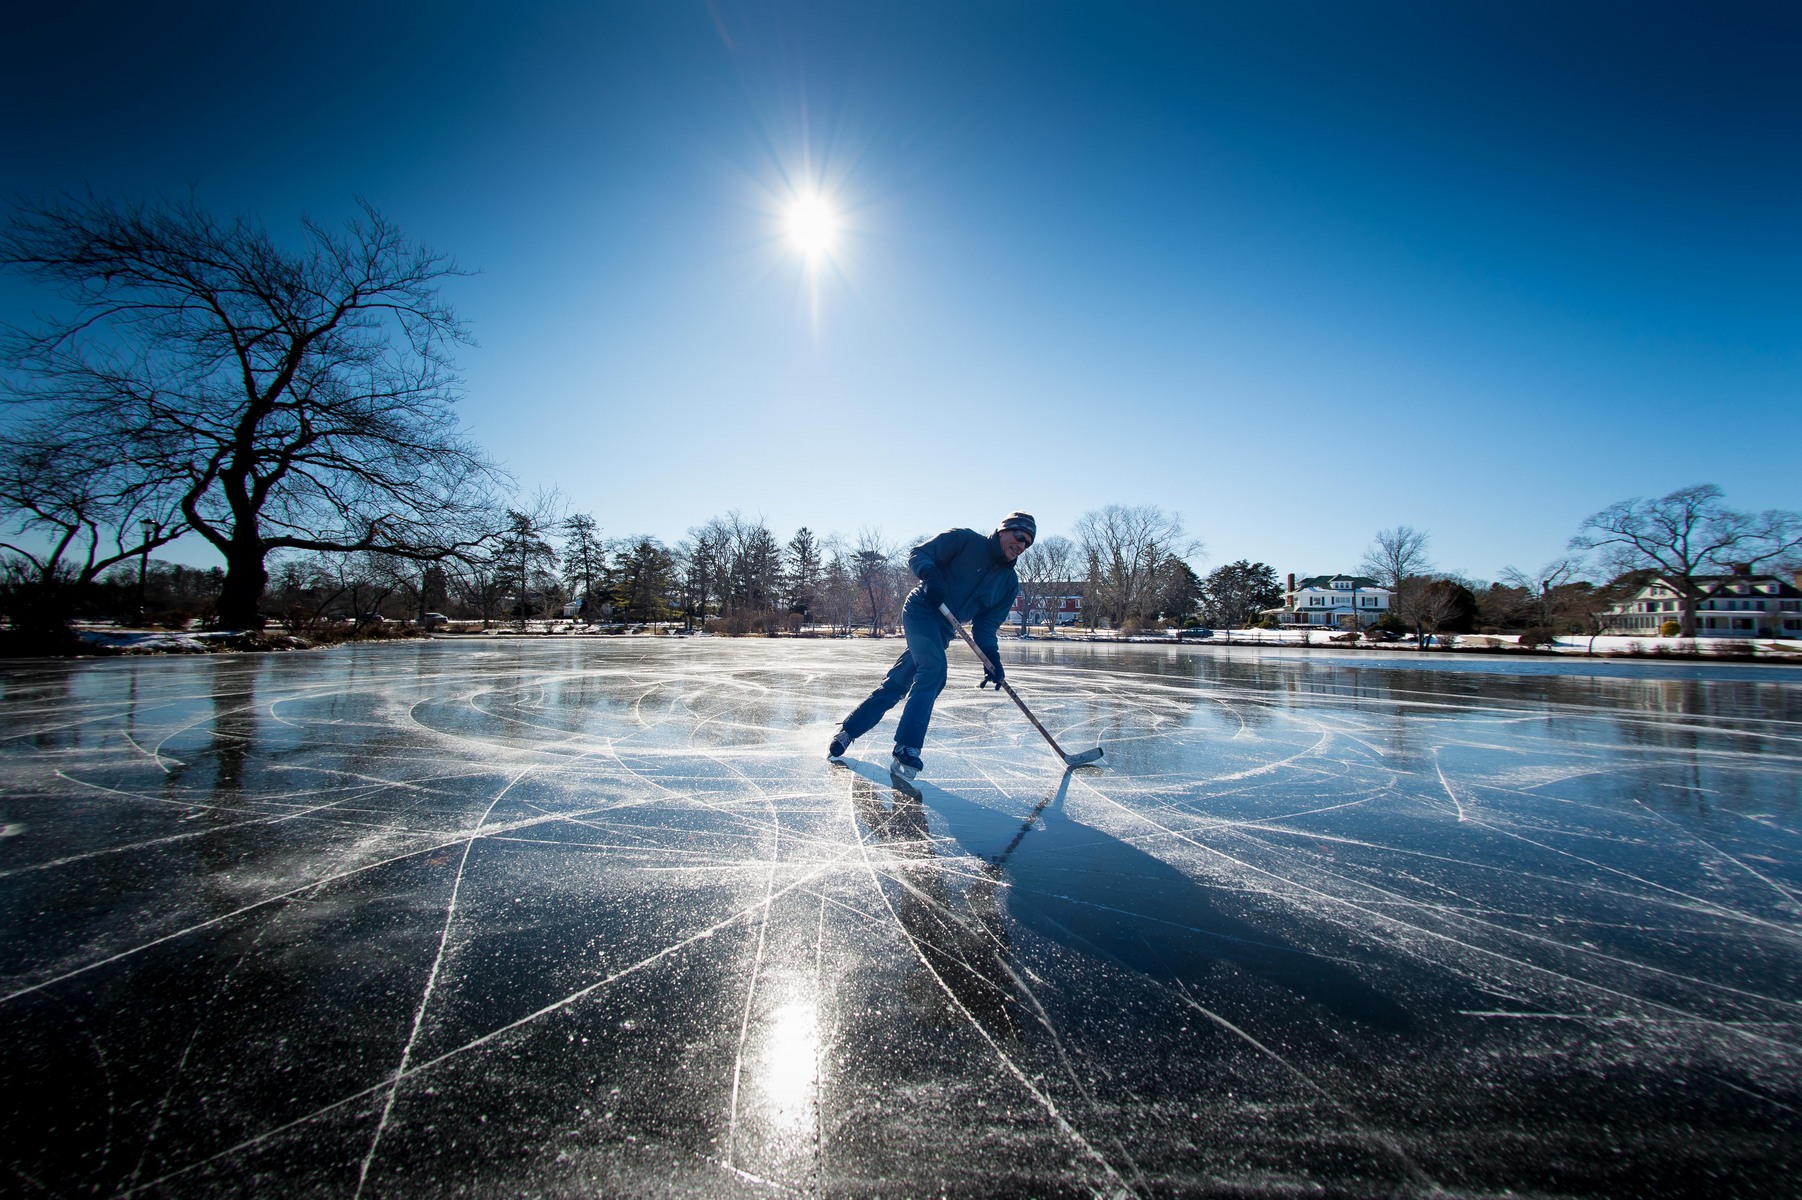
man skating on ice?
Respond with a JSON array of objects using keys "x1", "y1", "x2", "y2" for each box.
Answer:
[{"x1": 829, "y1": 512, "x2": 1035, "y2": 779}]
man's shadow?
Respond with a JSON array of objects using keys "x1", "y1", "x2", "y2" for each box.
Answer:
[
  {"x1": 842, "y1": 761, "x2": 1409, "y2": 1031},
  {"x1": 848, "y1": 772, "x2": 1020, "y2": 1039}
]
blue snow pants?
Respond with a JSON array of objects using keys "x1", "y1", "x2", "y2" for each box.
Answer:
[{"x1": 840, "y1": 603, "x2": 954, "y2": 755}]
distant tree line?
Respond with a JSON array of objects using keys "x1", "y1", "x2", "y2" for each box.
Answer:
[
  {"x1": 2, "y1": 196, "x2": 1796, "y2": 651},
  {"x1": 1345, "y1": 484, "x2": 1802, "y2": 647}
]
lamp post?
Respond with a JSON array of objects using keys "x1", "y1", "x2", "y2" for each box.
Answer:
[{"x1": 136, "y1": 519, "x2": 153, "y2": 625}]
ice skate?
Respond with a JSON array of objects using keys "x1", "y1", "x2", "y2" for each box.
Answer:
[{"x1": 889, "y1": 748, "x2": 923, "y2": 781}]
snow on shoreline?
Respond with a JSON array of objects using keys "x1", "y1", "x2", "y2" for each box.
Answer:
[
  {"x1": 71, "y1": 629, "x2": 312, "y2": 654},
  {"x1": 35, "y1": 623, "x2": 1802, "y2": 663}
]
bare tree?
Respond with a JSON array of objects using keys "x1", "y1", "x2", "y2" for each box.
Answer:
[
  {"x1": 0, "y1": 422, "x2": 186, "y2": 592},
  {"x1": 729, "y1": 516, "x2": 785, "y2": 614},
  {"x1": 265, "y1": 554, "x2": 350, "y2": 631},
  {"x1": 1569, "y1": 484, "x2": 1802, "y2": 636},
  {"x1": 1014, "y1": 533, "x2": 1077, "y2": 635},
  {"x1": 854, "y1": 527, "x2": 903, "y2": 636},
  {"x1": 444, "y1": 552, "x2": 510, "y2": 629},
  {"x1": 1569, "y1": 573, "x2": 1648, "y2": 654},
  {"x1": 316, "y1": 548, "x2": 451, "y2": 627},
  {"x1": 0, "y1": 195, "x2": 506, "y2": 628},
  {"x1": 683, "y1": 511, "x2": 785, "y2": 618},
  {"x1": 270, "y1": 550, "x2": 406, "y2": 629},
  {"x1": 816, "y1": 535, "x2": 857, "y2": 635},
  {"x1": 1038, "y1": 535, "x2": 1080, "y2": 634},
  {"x1": 354, "y1": 551, "x2": 421, "y2": 627},
  {"x1": 1359, "y1": 526, "x2": 1433, "y2": 593},
  {"x1": 1073, "y1": 504, "x2": 1200, "y2": 630},
  {"x1": 682, "y1": 517, "x2": 731, "y2": 627},
  {"x1": 1498, "y1": 557, "x2": 1585, "y2": 631}
]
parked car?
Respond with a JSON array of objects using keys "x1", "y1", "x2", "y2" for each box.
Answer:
[
  {"x1": 1174, "y1": 627, "x2": 1215, "y2": 640},
  {"x1": 421, "y1": 612, "x2": 450, "y2": 628}
]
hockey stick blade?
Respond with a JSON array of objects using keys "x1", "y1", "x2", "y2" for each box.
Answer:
[{"x1": 1063, "y1": 746, "x2": 1104, "y2": 767}]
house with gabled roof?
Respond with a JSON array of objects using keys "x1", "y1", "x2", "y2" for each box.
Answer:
[
  {"x1": 1604, "y1": 567, "x2": 1802, "y2": 638},
  {"x1": 1275, "y1": 573, "x2": 1392, "y2": 627},
  {"x1": 1008, "y1": 583, "x2": 1084, "y2": 627}
]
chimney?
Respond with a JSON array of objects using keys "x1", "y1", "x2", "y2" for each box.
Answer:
[
  {"x1": 1286, "y1": 572, "x2": 1295, "y2": 600},
  {"x1": 1731, "y1": 561, "x2": 1751, "y2": 577}
]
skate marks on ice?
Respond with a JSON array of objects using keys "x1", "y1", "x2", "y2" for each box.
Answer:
[{"x1": 0, "y1": 639, "x2": 1797, "y2": 1196}]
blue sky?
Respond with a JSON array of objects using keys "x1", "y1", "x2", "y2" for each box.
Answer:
[{"x1": 4, "y1": 1, "x2": 1797, "y2": 581}]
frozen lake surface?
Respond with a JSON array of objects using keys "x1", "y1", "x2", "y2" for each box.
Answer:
[{"x1": 2, "y1": 639, "x2": 1798, "y2": 1197}]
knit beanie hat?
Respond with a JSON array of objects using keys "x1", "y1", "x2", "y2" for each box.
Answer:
[{"x1": 997, "y1": 512, "x2": 1037, "y2": 544}]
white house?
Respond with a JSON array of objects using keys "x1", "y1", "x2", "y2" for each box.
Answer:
[
  {"x1": 561, "y1": 593, "x2": 610, "y2": 620},
  {"x1": 1605, "y1": 569, "x2": 1802, "y2": 638},
  {"x1": 1277, "y1": 574, "x2": 1393, "y2": 627}
]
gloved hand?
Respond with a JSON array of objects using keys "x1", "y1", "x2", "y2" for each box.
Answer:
[
  {"x1": 981, "y1": 660, "x2": 1006, "y2": 689},
  {"x1": 918, "y1": 566, "x2": 947, "y2": 611}
]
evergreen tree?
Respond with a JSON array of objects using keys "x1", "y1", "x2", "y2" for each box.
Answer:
[
  {"x1": 786, "y1": 527, "x2": 822, "y2": 619},
  {"x1": 1202, "y1": 561, "x2": 1283, "y2": 627},
  {"x1": 562, "y1": 514, "x2": 605, "y2": 619},
  {"x1": 611, "y1": 538, "x2": 677, "y2": 623},
  {"x1": 496, "y1": 509, "x2": 559, "y2": 626}
]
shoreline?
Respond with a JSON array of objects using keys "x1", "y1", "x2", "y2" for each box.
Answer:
[
  {"x1": 1011, "y1": 631, "x2": 1802, "y2": 666},
  {"x1": 4, "y1": 623, "x2": 1799, "y2": 667}
]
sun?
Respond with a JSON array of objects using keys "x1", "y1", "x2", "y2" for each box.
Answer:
[{"x1": 786, "y1": 193, "x2": 837, "y2": 259}]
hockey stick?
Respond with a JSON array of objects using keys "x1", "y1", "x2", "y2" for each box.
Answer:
[{"x1": 939, "y1": 603, "x2": 1103, "y2": 768}]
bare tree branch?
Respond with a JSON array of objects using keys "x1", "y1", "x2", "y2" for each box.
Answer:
[
  {"x1": 1569, "y1": 484, "x2": 1802, "y2": 635},
  {"x1": 1, "y1": 194, "x2": 508, "y2": 628},
  {"x1": 1073, "y1": 504, "x2": 1200, "y2": 630},
  {"x1": 1359, "y1": 526, "x2": 1432, "y2": 592}
]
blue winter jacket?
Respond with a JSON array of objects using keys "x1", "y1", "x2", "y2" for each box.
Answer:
[{"x1": 905, "y1": 528, "x2": 1020, "y2": 662}]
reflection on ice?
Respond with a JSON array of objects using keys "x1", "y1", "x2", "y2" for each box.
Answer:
[
  {"x1": 0, "y1": 639, "x2": 1796, "y2": 1197},
  {"x1": 757, "y1": 997, "x2": 818, "y2": 1131}
]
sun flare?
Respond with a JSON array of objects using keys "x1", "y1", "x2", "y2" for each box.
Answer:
[{"x1": 786, "y1": 193, "x2": 837, "y2": 259}]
